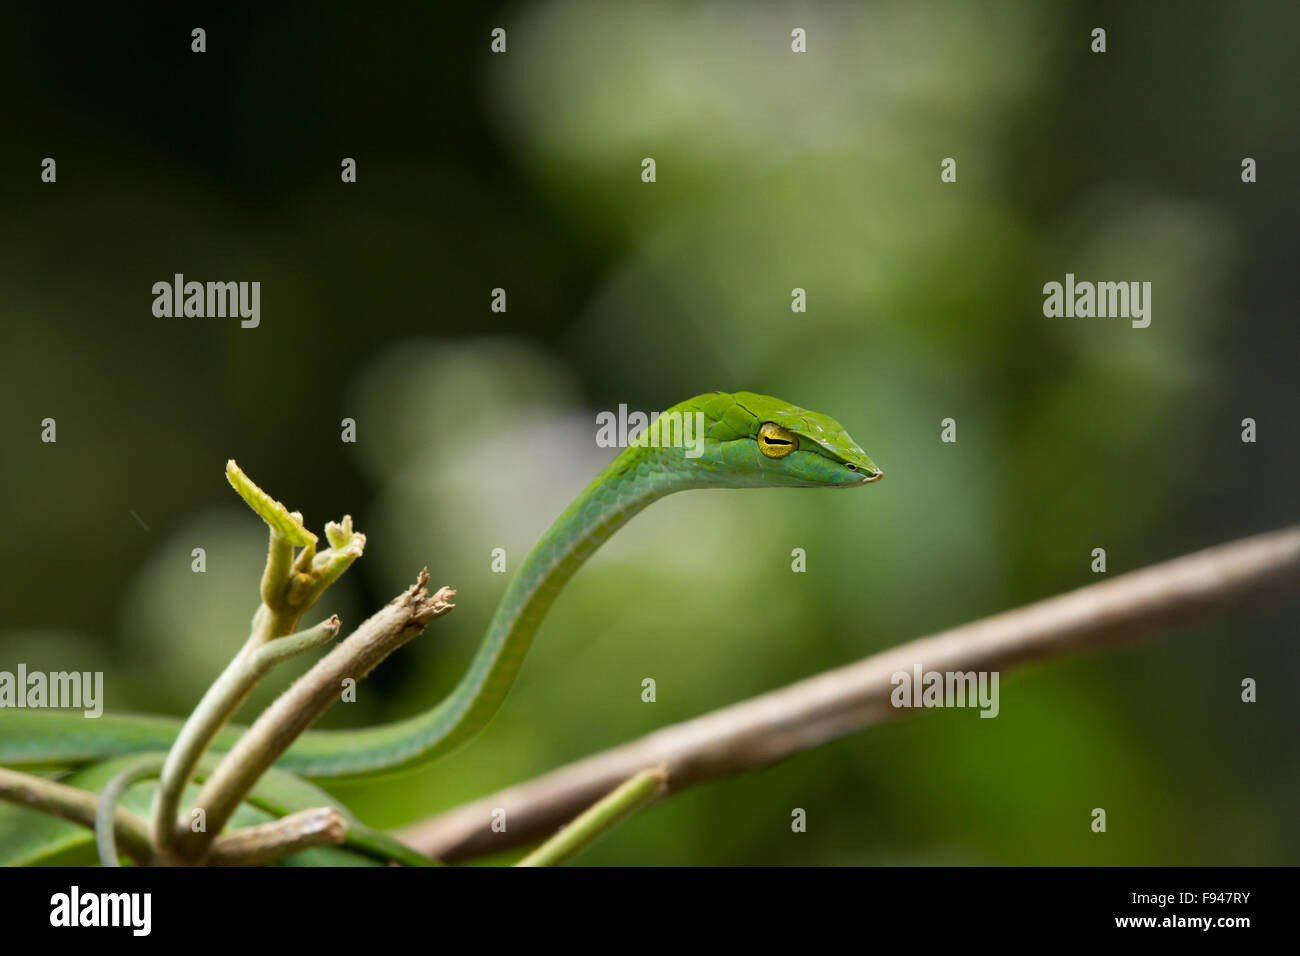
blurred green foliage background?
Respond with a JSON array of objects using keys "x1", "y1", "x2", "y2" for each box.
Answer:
[{"x1": 0, "y1": 1, "x2": 1295, "y2": 864}]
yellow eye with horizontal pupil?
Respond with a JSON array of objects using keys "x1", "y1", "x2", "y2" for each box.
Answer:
[{"x1": 757, "y1": 422, "x2": 799, "y2": 458}]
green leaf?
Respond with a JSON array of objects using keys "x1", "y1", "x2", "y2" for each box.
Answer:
[{"x1": 226, "y1": 459, "x2": 316, "y2": 547}]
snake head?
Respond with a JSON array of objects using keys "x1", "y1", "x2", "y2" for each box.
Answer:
[{"x1": 679, "y1": 391, "x2": 883, "y2": 489}]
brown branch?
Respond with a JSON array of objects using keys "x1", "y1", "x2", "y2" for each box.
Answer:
[
  {"x1": 399, "y1": 525, "x2": 1300, "y2": 862},
  {"x1": 0, "y1": 767, "x2": 154, "y2": 865},
  {"x1": 207, "y1": 807, "x2": 347, "y2": 866},
  {"x1": 172, "y1": 572, "x2": 455, "y2": 862}
]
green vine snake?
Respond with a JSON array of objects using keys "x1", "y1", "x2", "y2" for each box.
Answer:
[{"x1": 0, "y1": 392, "x2": 881, "y2": 781}]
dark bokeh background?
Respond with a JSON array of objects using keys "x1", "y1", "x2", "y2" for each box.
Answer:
[{"x1": 1, "y1": 1, "x2": 1296, "y2": 864}]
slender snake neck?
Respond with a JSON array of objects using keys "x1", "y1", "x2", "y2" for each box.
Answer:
[{"x1": 282, "y1": 445, "x2": 688, "y2": 776}]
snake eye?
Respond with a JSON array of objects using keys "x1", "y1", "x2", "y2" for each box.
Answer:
[{"x1": 757, "y1": 422, "x2": 798, "y2": 459}]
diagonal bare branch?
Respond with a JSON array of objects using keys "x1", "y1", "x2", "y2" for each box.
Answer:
[
  {"x1": 399, "y1": 525, "x2": 1300, "y2": 862},
  {"x1": 0, "y1": 767, "x2": 154, "y2": 865}
]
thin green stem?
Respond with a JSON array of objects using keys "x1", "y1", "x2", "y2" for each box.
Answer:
[
  {"x1": 96, "y1": 757, "x2": 164, "y2": 867},
  {"x1": 346, "y1": 829, "x2": 442, "y2": 867},
  {"x1": 515, "y1": 767, "x2": 667, "y2": 867},
  {"x1": 252, "y1": 616, "x2": 341, "y2": 670},
  {"x1": 151, "y1": 616, "x2": 339, "y2": 857},
  {"x1": 262, "y1": 532, "x2": 295, "y2": 608},
  {"x1": 171, "y1": 577, "x2": 454, "y2": 863}
]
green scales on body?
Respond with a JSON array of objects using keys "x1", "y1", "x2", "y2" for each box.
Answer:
[{"x1": 0, "y1": 392, "x2": 882, "y2": 779}]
